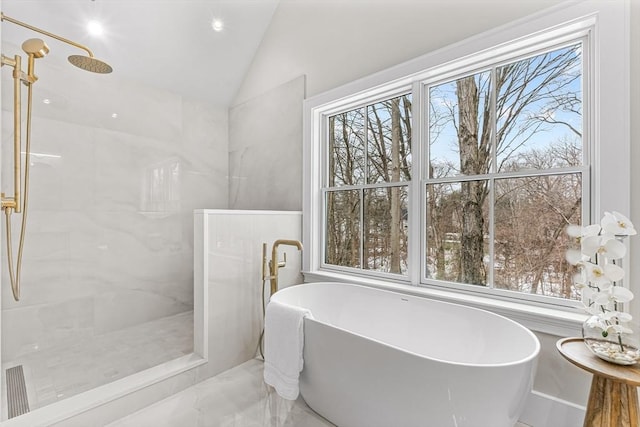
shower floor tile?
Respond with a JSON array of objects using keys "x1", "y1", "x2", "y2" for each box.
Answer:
[
  {"x1": 107, "y1": 359, "x2": 532, "y2": 427},
  {"x1": 1, "y1": 311, "x2": 193, "y2": 419}
]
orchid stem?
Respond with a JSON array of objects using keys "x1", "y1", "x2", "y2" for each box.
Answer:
[{"x1": 618, "y1": 333, "x2": 625, "y2": 352}]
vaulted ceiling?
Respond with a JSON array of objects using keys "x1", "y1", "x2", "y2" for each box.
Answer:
[{"x1": 1, "y1": 0, "x2": 280, "y2": 107}]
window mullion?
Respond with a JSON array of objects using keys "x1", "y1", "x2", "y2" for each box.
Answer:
[
  {"x1": 488, "y1": 178, "x2": 495, "y2": 290},
  {"x1": 362, "y1": 105, "x2": 368, "y2": 270},
  {"x1": 359, "y1": 188, "x2": 365, "y2": 270},
  {"x1": 488, "y1": 66, "x2": 497, "y2": 290}
]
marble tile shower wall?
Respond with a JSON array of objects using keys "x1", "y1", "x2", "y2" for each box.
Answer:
[
  {"x1": 0, "y1": 53, "x2": 229, "y2": 361},
  {"x1": 229, "y1": 76, "x2": 304, "y2": 211},
  {"x1": 197, "y1": 210, "x2": 303, "y2": 376}
]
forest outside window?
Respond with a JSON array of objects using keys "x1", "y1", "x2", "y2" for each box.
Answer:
[
  {"x1": 425, "y1": 42, "x2": 585, "y2": 301},
  {"x1": 321, "y1": 40, "x2": 587, "y2": 302},
  {"x1": 307, "y1": 4, "x2": 629, "y2": 320},
  {"x1": 324, "y1": 94, "x2": 412, "y2": 276}
]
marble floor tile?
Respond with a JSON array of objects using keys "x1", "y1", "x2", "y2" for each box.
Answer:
[
  {"x1": 108, "y1": 358, "x2": 532, "y2": 427},
  {"x1": 107, "y1": 358, "x2": 335, "y2": 427},
  {"x1": 2, "y1": 311, "x2": 193, "y2": 418}
]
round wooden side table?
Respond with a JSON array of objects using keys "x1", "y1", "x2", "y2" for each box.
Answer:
[{"x1": 557, "y1": 337, "x2": 640, "y2": 427}]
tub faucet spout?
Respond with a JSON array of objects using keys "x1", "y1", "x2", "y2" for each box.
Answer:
[{"x1": 269, "y1": 239, "x2": 303, "y2": 296}]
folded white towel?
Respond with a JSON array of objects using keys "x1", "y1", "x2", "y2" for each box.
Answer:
[{"x1": 263, "y1": 299, "x2": 313, "y2": 400}]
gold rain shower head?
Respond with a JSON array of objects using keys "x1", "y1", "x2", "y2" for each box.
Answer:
[
  {"x1": 1, "y1": 12, "x2": 113, "y2": 74},
  {"x1": 68, "y1": 54, "x2": 113, "y2": 74}
]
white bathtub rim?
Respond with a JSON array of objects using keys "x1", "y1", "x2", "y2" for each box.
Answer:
[{"x1": 273, "y1": 281, "x2": 541, "y2": 368}]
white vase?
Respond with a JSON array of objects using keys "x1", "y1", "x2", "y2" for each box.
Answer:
[{"x1": 582, "y1": 315, "x2": 640, "y2": 365}]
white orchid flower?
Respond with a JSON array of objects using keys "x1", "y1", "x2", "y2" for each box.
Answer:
[
  {"x1": 565, "y1": 249, "x2": 587, "y2": 266},
  {"x1": 581, "y1": 235, "x2": 626, "y2": 260},
  {"x1": 585, "y1": 315, "x2": 609, "y2": 330},
  {"x1": 583, "y1": 224, "x2": 602, "y2": 237},
  {"x1": 602, "y1": 211, "x2": 637, "y2": 236},
  {"x1": 611, "y1": 286, "x2": 634, "y2": 303},
  {"x1": 602, "y1": 311, "x2": 633, "y2": 323},
  {"x1": 603, "y1": 238, "x2": 627, "y2": 259},
  {"x1": 583, "y1": 305, "x2": 601, "y2": 316},
  {"x1": 579, "y1": 281, "x2": 592, "y2": 294},
  {"x1": 607, "y1": 324, "x2": 634, "y2": 335},
  {"x1": 573, "y1": 272, "x2": 587, "y2": 288},
  {"x1": 566, "y1": 212, "x2": 637, "y2": 352},
  {"x1": 566, "y1": 224, "x2": 583, "y2": 238},
  {"x1": 594, "y1": 286, "x2": 634, "y2": 307},
  {"x1": 581, "y1": 287, "x2": 601, "y2": 314},
  {"x1": 593, "y1": 290, "x2": 614, "y2": 306},
  {"x1": 584, "y1": 262, "x2": 611, "y2": 286},
  {"x1": 601, "y1": 263, "x2": 625, "y2": 282},
  {"x1": 566, "y1": 224, "x2": 601, "y2": 245}
]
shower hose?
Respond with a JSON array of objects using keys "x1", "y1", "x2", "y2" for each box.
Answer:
[
  {"x1": 4, "y1": 79, "x2": 34, "y2": 301},
  {"x1": 258, "y1": 276, "x2": 268, "y2": 359}
]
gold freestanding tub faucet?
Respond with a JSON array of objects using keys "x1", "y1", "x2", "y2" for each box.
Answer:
[
  {"x1": 258, "y1": 238, "x2": 303, "y2": 358},
  {"x1": 265, "y1": 239, "x2": 303, "y2": 296}
]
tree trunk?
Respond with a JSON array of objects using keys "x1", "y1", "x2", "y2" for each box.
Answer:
[{"x1": 456, "y1": 77, "x2": 487, "y2": 285}]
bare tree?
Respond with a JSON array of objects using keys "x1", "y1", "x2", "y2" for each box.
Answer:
[{"x1": 429, "y1": 44, "x2": 582, "y2": 294}]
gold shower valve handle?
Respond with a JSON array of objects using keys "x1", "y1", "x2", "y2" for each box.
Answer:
[
  {"x1": 1, "y1": 193, "x2": 17, "y2": 210},
  {"x1": 278, "y1": 252, "x2": 287, "y2": 268}
]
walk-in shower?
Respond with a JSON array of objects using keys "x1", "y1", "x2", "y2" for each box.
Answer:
[
  {"x1": 0, "y1": 12, "x2": 115, "y2": 419},
  {"x1": 0, "y1": 12, "x2": 111, "y2": 302},
  {"x1": 0, "y1": 2, "x2": 223, "y2": 421}
]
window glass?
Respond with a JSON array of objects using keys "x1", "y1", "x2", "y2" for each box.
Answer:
[
  {"x1": 325, "y1": 94, "x2": 412, "y2": 276},
  {"x1": 429, "y1": 71, "x2": 491, "y2": 178},
  {"x1": 367, "y1": 95, "x2": 412, "y2": 184},
  {"x1": 425, "y1": 181, "x2": 490, "y2": 284},
  {"x1": 496, "y1": 44, "x2": 582, "y2": 172},
  {"x1": 325, "y1": 190, "x2": 361, "y2": 268},
  {"x1": 425, "y1": 42, "x2": 584, "y2": 299},
  {"x1": 329, "y1": 110, "x2": 365, "y2": 186},
  {"x1": 493, "y1": 173, "x2": 582, "y2": 299},
  {"x1": 364, "y1": 186, "x2": 409, "y2": 274},
  {"x1": 321, "y1": 38, "x2": 589, "y2": 302}
]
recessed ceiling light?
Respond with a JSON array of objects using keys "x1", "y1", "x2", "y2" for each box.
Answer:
[
  {"x1": 111, "y1": 113, "x2": 118, "y2": 118},
  {"x1": 211, "y1": 18, "x2": 224, "y2": 32},
  {"x1": 42, "y1": 98, "x2": 51, "y2": 104},
  {"x1": 87, "y1": 20, "x2": 104, "y2": 37}
]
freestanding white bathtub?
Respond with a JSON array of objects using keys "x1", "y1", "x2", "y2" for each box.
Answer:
[{"x1": 271, "y1": 282, "x2": 540, "y2": 427}]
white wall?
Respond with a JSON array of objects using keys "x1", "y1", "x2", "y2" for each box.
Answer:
[
  {"x1": 234, "y1": 0, "x2": 568, "y2": 106},
  {"x1": 229, "y1": 76, "x2": 305, "y2": 210},
  {"x1": 630, "y1": 0, "x2": 640, "y2": 325}
]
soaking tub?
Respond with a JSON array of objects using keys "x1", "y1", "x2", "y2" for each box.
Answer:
[{"x1": 271, "y1": 282, "x2": 540, "y2": 427}]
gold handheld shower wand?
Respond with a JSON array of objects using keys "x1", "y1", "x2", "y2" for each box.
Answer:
[{"x1": 1, "y1": 13, "x2": 113, "y2": 301}]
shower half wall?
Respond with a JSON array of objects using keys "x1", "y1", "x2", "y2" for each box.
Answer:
[{"x1": 0, "y1": 45, "x2": 228, "y2": 417}]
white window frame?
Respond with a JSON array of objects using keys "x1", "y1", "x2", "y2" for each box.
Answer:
[
  {"x1": 418, "y1": 37, "x2": 590, "y2": 308},
  {"x1": 302, "y1": 1, "x2": 630, "y2": 336},
  {"x1": 320, "y1": 87, "x2": 414, "y2": 280}
]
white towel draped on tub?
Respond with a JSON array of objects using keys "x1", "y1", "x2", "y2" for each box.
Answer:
[{"x1": 263, "y1": 299, "x2": 313, "y2": 400}]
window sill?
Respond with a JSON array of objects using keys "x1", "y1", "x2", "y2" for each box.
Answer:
[{"x1": 302, "y1": 270, "x2": 587, "y2": 337}]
